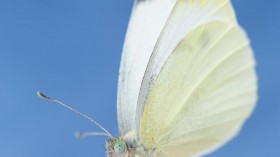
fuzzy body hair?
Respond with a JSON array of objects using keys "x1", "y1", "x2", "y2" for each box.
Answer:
[{"x1": 105, "y1": 131, "x2": 158, "y2": 157}]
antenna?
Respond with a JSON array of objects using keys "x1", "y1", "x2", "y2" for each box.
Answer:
[{"x1": 37, "y1": 91, "x2": 113, "y2": 138}]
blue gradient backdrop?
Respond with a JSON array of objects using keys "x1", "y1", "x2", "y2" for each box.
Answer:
[{"x1": 0, "y1": 0, "x2": 279, "y2": 156}]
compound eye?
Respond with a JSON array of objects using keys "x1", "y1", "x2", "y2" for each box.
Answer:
[{"x1": 113, "y1": 141, "x2": 127, "y2": 154}]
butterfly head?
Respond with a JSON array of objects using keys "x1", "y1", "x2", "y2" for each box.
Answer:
[
  {"x1": 106, "y1": 138, "x2": 128, "y2": 157},
  {"x1": 113, "y1": 140, "x2": 127, "y2": 154},
  {"x1": 105, "y1": 131, "x2": 147, "y2": 157}
]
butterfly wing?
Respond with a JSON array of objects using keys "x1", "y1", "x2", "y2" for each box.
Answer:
[
  {"x1": 117, "y1": 0, "x2": 176, "y2": 135},
  {"x1": 137, "y1": 1, "x2": 257, "y2": 156},
  {"x1": 140, "y1": 21, "x2": 257, "y2": 156},
  {"x1": 135, "y1": 0, "x2": 237, "y2": 136}
]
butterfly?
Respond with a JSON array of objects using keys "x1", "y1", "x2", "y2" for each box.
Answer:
[{"x1": 38, "y1": 0, "x2": 257, "y2": 157}]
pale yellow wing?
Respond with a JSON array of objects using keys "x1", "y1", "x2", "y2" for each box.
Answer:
[
  {"x1": 135, "y1": 0, "x2": 237, "y2": 135},
  {"x1": 140, "y1": 21, "x2": 257, "y2": 156}
]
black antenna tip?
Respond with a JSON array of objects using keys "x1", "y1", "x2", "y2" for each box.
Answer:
[{"x1": 37, "y1": 91, "x2": 51, "y2": 100}]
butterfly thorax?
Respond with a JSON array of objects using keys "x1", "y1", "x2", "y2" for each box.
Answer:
[{"x1": 105, "y1": 131, "x2": 155, "y2": 157}]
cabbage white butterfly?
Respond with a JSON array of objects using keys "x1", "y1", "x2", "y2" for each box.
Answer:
[{"x1": 39, "y1": 0, "x2": 257, "y2": 156}]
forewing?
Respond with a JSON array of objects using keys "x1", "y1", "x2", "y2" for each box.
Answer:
[
  {"x1": 140, "y1": 21, "x2": 257, "y2": 156},
  {"x1": 135, "y1": 0, "x2": 237, "y2": 135},
  {"x1": 117, "y1": 0, "x2": 176, "y2": 135}
]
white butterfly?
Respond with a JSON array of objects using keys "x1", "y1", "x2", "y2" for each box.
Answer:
[{"x1": 39, "y1": 0, "x2": 257, "y2": 157}]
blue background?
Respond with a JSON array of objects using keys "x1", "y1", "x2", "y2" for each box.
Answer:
[{"x1": 0, "y1": 0, "x2": 279, "y2": 156}]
